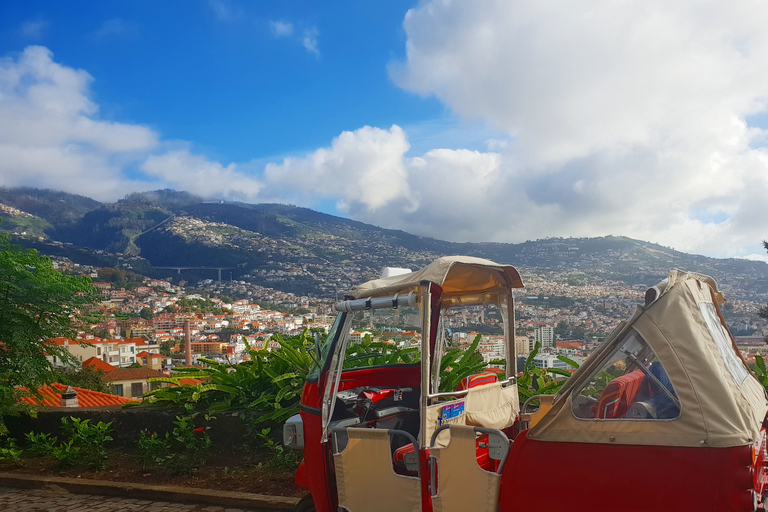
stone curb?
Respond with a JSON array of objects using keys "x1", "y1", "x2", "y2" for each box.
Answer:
[{"x1": 0, "y1": 472, "x2": 300, "y2": 511}]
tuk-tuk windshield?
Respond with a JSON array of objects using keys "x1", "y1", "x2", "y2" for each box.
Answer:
[{"x1": 307, "y1": 312, "x2": 347, "y2": 380}]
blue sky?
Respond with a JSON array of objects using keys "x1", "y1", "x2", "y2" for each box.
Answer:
[
  {"x1": 0, "y1": 1, "x2": 453, "y2": 162},
  {"x1": 1, "y1": 0, "x2": 767, "y2": 262}
]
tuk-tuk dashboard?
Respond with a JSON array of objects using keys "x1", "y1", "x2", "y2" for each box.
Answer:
[{"x1": 329, "y1": 385, "x2": 421, "y2": 434}]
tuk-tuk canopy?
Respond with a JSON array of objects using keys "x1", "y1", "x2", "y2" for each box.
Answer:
[
  {"x1": 351, "y1": 256, "x2": 524, "y2": 300},
  {"x1": 529, "y1": 270, "x2": 768, "y2": 448}
]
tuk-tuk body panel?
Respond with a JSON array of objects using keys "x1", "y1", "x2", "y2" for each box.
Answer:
[{"x1": 500, "y1": 430, "x2": 756, "y2": 512}]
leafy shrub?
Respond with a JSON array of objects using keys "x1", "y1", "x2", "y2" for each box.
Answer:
[
  {"x1": 135, "y1": 429, "x2": 171, "y2": 471},
  {"x1": 165, "y1": 404, "x2": 215, "y2": 476},
  {"x1": 254, "y1": 427, "x2": 301, "y2": 471},
  {"x1": 59, "y1": 416, "x2": 114, "y2": 471},
  {"x1": 50, "y1": 440, "x2": 80, "y2": 468},
  {"x1": 23, "y1": 431, "x2": 57, "y2": 456},
  {"x1": 0, "y1": 437, "x2": 22, "y2": 465},
  {"x1": 438, "y1": 334, "x2": 488, "y2": 393}
]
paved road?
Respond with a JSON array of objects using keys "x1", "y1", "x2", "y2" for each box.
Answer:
[{"x1": 0, "y1": 485, "x2": 265, "y2": 512}]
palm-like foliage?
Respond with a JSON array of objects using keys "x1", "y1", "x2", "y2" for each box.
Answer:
[
  {"x1": 142, "y1": 331, "x2": 316, "y2": 423},
  {"x1": 517, "y1": 342, "x2": 580, "y2": 404},
  {"x1": 438, "y1": 334, "x2": 488, "y2": 393},
  {"x1": 752, "y1": 354, "x2": 768, "y2": 392}
]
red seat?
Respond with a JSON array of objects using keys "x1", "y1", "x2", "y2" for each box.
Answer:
[
  {"x1": 393, "y1": 435, "x2": 495, "y2": 475},
  {"x1": 596, "y1": 369, "x2": 645, "y2": 418},
  {"x1": 456, "y1": 370, "x2": 499, "y2": 391}
]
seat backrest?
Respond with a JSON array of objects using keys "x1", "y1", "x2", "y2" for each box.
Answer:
[
  {"x1": 429, "y1": 425, "x2": 506, "y2": 512},
  {"x1": 333, "y1": 428, "x2": 421, "y2": 512},
  {"x1": 457, "y1": 371, "x2": 499, "y2": 391},
  {"x1": 597, "y1": 369, "x2": 645, "y2": 418}
]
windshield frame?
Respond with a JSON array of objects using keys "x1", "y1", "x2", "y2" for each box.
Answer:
[{"x1": 306, "y1": 312, "x2": 347, "y2": 383}]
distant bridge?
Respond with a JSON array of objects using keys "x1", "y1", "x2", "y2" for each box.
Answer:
[{"x1": 153, "y1": 266, "x2": 236, "y2": 281}]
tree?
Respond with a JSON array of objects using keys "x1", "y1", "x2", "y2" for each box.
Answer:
[
  {"x1": 139, "y1": 307, "x2": 154, "y2": 320},
  {"x1": 0, "y1": 230, "x2": 97, "y2": 429},
  {"x1": 55, "y1": 365, "x2": 109, "y2": 394}
]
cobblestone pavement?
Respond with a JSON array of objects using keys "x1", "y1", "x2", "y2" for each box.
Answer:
[{"x1": 0, "y1": 486, "x2": 265, "y2": 512}]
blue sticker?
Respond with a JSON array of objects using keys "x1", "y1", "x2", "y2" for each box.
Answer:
[{"x1": 438, "y1": 401, "x2": 465, "y2": 425}]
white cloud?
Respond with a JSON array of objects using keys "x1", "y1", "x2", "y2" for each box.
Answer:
[
  {"x1": 263, "y1": 125, "x2": 413, "y2": 213},
  {"x1": 270, "y1": 21, "x2": 294, "y2": 38},
  {"x1": 302, "y1": 28, "x2": 320, "y2": 56},
  {"x1": 141, "y1": 150, "x2": 263, "y2": 201},
  {"x1": 19, "y1": 20, "x2": 49, "y2": 39},
  {"x1": 268, "y1": 20, "x2": 319, "y2": 56},
  {"x1": 380, "y1": 0, "x2": 768, "y2": 258},
  {"x1": 0, "y1": 46, "x2": 159, "y2": 199},
  {"x1": 92, "y1": 19, "x2": 138, "y2": 39},
  {"x1": 208, "y1": 0, "x2": 241, "y2": 21}
]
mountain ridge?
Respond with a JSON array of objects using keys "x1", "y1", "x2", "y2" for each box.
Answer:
[{"x1": 0, "y1": 187, "x2": 765, "y2": 300}]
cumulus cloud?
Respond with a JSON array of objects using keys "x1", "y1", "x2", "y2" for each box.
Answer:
[
  {"x1": 0, "y1": 46, "x2": 159, "y2": 199},
  {"x1": 141, "y1": 150, "x2": 263, "y2": 201},
  {"x1": 382, "y1": 0, "x2": 768, "y2": 258},
  {"x1": 263, "y1": 125, "x2": 413, "y2": 213}
]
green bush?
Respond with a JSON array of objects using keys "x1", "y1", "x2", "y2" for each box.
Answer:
[
  {"x1": 58, "y1": 416, "x2": 114, "y2": 471},
  {"x1": 165, "y1": 404, "x2": 214, "y2": 476},
  {"x1": 0, "y1": 437, "x2": 22, "y2": 465},
  {"x1": 135, "y1": 429, "x2": 171, "y2": 471},
  {"x1": 50, "y1": 440, "x2": 80, "y2": 468},
  {"x1": 23, "y1": 431, "x2": 57, "y2": 456},
  {"x1": 254, "y1": 427, "x2": 301, "y2": 471}
]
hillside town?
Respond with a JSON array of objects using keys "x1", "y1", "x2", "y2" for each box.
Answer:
[{"x1": 45, "y1": 250, "x2": 768, "y2": 401}]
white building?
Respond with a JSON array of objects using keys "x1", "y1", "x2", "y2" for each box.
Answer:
[{"x1": 534, "y1": 325, "x2": 555, "y2": 349}]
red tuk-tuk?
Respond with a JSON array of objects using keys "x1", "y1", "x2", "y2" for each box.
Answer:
[{"x1": 284, "y1": 258, "x2": 768, "y2": 512}]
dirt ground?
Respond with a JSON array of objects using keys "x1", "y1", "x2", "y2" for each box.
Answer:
[{"x1": 0, "y1": 447, "x2": 306, "y2": 498}]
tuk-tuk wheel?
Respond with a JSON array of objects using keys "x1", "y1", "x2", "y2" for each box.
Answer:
[{"x1": 295, "y1": 494, "x2": 315, "y2": 512}]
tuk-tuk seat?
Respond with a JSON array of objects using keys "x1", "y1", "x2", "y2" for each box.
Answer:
[
  {"x1": 428, "y1": 425, "x2": 510, "y2": 512},
  {"x1": 596, "y1": 369, "x2": 645, "y2": 418},
  {"x1": 332, "y1": 427, "x2": 421, "y2": 512},
  {"x1": 456, "y1": 371, "x2": 499, "y2": 391}
]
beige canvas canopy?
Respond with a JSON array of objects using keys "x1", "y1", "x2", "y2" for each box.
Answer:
[
  {"x1": 351, "y1": 256, "x2": 524, "y2": 300},
  {"x1": 529, "y1": 270, "x2": 768, "y2": 448}
]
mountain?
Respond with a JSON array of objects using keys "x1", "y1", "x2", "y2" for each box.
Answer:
[
  {"x1": 1, "y1": 187, "x2": 766, "y2": 300},
  {"x1": 0, "y1": 187, "x2": 101, "y2": 229}
]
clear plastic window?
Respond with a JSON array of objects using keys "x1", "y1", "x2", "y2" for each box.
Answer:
[
  {"x1": 307, "y1": 312, "x2": 347, "y2": 380},
  {"x1": 572, "y1": 329, "x2": 680, "y2": 420}
]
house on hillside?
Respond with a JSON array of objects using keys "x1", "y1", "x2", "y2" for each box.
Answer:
[
  {"x1": 136, "y1": 351, "x2": 171, "y2": 371},
  {"x1": 82, "y1": 356, "x2": 116, "y2": 374},
  {"x1": 103, "y1": 367, "x2": 166, "y2": 398}
]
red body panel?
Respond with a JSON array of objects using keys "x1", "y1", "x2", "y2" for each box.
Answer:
[
  {"x1": 294, "y1": 459, "x2": 308, "y2": 488},
  {"x1": 500, "y1": 430, "x2": 756, "y2": 512}
]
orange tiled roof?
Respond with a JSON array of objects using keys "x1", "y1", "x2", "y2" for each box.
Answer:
[
  {"x1": 82, "y1": 357, "x2": 117, "y2": 373},
  {"x1": 175, "y1": 378, "x2": 205, "y2": 386},
  {"x1": 103, "y1": 367, "x2": 166, "y2": 382},
  {"x1": 48, "y1": 337, "x2": 72, "y2": 346},
  {"x1": 19, "y1": 382, "x2": 137, "y2": 407}
]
